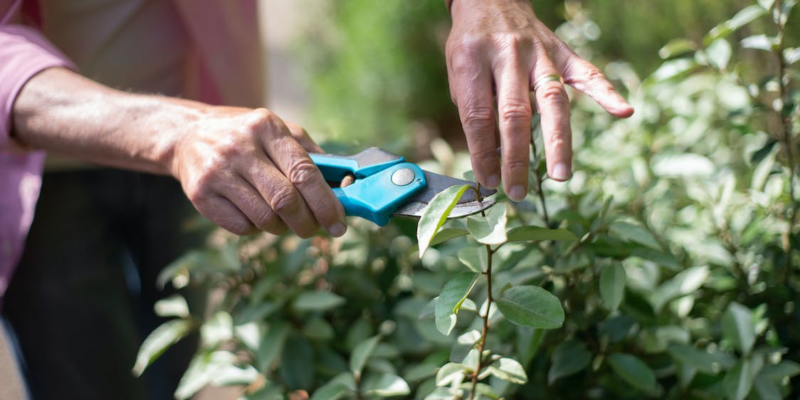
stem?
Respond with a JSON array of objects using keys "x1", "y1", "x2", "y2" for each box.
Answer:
[
  {"x1": 530, "y1": 132, "x2": 551, "y2": 227},
  {"x1": 775, "y1": 0, "x2": 796, "y2": 278},
  {"x1": 468, "y1": 245, "x2": 494, "y2": 400}
]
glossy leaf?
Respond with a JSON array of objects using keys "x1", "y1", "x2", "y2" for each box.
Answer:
[
  {"x1": 466, "y1": 203, "x2": 508, "y2": 245},
  {"x1": 292, "y1": 291, "x2": 346, "y2": 312},
  {"x1": 154, "y1": 295, "x2": 190, "y2": 318},
  {"x1": 417, "y1": 184, "x2": 472, "y2": 257},
  {"x1": 650, "y1": 266, "x2": 708, "y2": 311},
  {"x1": 600, "y1": 264, "x2": 626, "y2": 311},
  {"x1": 706, "y1": 5, "x2": 767, "y2": 44},
  {"x1": 436, "y1": 362, "x2": 467, "y2": 386},
  {"x1": 658, "y1": 38, "x2": 697, "y2": 59},
  {"x1": 487, "y1": 358, "x2": 527, "y2": 384},
  {"x1": 362, "y1": 373, "x2": 411, "y2": 397},
  {"x1": 435, "y1": 273, "x2": 479, "y2": 335},
  {"x1": 505, "y1": 226, "x2": 578, "y2": 243},
  {"x1": 457, "y1": 246, "x2": 488, "y2": 273},
  {"x1": 350, "y1": 335, "x2": 380, "y2": 378},
  {"x1": 495, "y1": 286, "x2": 565, "y2": 329},
  {"x1": 723, "y1": 359, "x2": 757, "y2": 400},
  {"x1": 548, "y1": 340, "x2": 591, "y2": 384},
  {"x1": 258, "y1": 322, "x2": 289, "y2": 372},
  {"x1": 607, "y1": 353, "x2": 657, "y2": 392},
  {"x1": 722, "y1": 302, "x2": 755, "y2": 355},
  {"x1": 609, "y1": 221, "x2": 661, "y2": 250},
  {"x1": 707, "y1": 39, "x2": 732, "y2": 69},
  {"x1": 133, "y1": 319, "x2": 192, "y2": 376}
]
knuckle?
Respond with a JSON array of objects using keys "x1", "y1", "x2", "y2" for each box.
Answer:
[
  {"x1": 499, "y1": 101, "x2": 532, "y2": 125},
  {"x1": 546, "y1": 134, "x2": 570, "y2": 150},
  {"x1": 497, "y1": 33, "x2": 533, "y2": 52},
  {"x1": 244, "y1": 108, "x2": 282, "y2": 135},
  {"x1": 582, "y1": 68, "x2": 606, "y2": 83},
  {"x1": 504, "y1": 158, "x2": 528, "y2": 172},
  {"x1": 461, "y1": 106, "x2": 495, "y2": 131},
  {"x1": 287, "y1": 159, "x2": 320, "y2": 188},
  {"x1": 538, "y1": 85, "x2": 568, "y2": 106},
  {"x1": 270, "y1": 185, "x2": 301, "y2": 215}
]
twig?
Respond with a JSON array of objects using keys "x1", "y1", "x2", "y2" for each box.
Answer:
[
  {"x1": 530, "y1": 131, "x2": 551, "y2": 227},
  {"x1": 468, "y1": 245, "x2": 494, "y2": 400}
]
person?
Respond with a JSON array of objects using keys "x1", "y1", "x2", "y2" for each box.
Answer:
[{"x1": 0, "y1": 0, "x2": 633, "y2": 398}]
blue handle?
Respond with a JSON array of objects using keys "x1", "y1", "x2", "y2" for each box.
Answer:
[{"x1": 311, "y1": 150, "x2": 426, "y2": 226}]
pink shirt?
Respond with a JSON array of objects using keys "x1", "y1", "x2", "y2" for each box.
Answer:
[{"x1": 0, "y1": 0, "x2": 264, "y2": 304}]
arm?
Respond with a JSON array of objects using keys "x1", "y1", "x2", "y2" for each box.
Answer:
[
  {"x1": 444, "y1": 0, "x2": 634, "y2": 200},
  {"x1": 12, "y1": 67, "x2": 347, "y2": 237}
]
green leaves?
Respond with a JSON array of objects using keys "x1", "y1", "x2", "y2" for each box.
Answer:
[
  {"x1": 724, "y1": 359, "x2": 758, "y2": 400},
  {"x1": 435, "y1": 273, "x2": 479, "y2": 335},
  {"x1": 722, "y1": 302, "x2": 756, "y2": 355},
  {"x1": 133, "y1": 319, "x2": 192, "y2": 376},
  {"x1": 467, "y1": 203, "x2": 508, "y2": 245},
  {"x1": 457, "y1": 246, "x2": 488, "y2": 273},
  {"x1": 548, "y1": 340, "x2": 591, "y2": 384},
  {"x1": 351, "y1": 335, "x2": 381, "y2": 379},
  {"x1": 706, "y1": 5, "x2": 767, "y2": 44},
  {"x1": 292, "y1": 291, "x2": 346, "y2": 312},
  {"x1": 417, "y1": 184, "x2": 471, "y2": 257},
  {"x1": 495, "y1": 286, "x2": 564, "y2": 329},
  {"x1": 506, "y1": 226, "x2": 577, "y2": 242},
  {"x1": 609, "y1": 221, "x2": 661, "y2": 250},
  {"x1": 361, "y1": 373, "x2": 411, "y2": 397},
  {"x1": 486, "y1": 358, "x2": 527, "y2": 384},
  {"x1": 607, "y1": 353, "x2": 657, "y2": 392},
  {"x1": 600, "y1": 264, "x2": 626, "y2": 311},
  {"x1": 667, "y1": 344, "x2": 734, "y2": 374}
]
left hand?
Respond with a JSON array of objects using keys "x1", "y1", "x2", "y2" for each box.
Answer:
[{"x1": 445, "y1": 0, "x2": 634, "y2": 201}]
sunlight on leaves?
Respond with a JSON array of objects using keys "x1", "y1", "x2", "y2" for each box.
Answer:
[
  {"x1": 417, "y1": 184, "x2": 472, "y2": 257},
  {"x1": 467, "y1": 203, "x2": 508, "y2": 245}
]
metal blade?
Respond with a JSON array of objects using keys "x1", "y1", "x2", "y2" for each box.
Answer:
[{"x1": 392, "y1": 170, "x2": 497, "y2": 219}]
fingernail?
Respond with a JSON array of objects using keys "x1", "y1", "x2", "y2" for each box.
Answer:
[
  {"x1": 551, "y1": 163, "x2": 571, "y2": 181},
  {"x1": 328, "y1": 223, "x2": 346, "y2": 237},
  {"x1": 486, "y1": 174, "x2": 500, "y2": 189},
  {"x1": 508, "y1": 185, "x2": 526, "y2": 202}
]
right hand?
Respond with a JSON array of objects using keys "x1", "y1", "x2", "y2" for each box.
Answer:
[{"x1": 170, "y1": 107, "x2": 347, "y2": 238}]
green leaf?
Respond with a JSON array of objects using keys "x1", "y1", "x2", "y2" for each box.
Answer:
[
  {"x1": 154, "y1": 295, "x2": 190, "y2": 318},
  {"x1": 706, "y1": 39, "x2": 732, "y2": 69},
  {"x1": 174, "y1": 351, "x2": 237, "y2": 399},
  {"x1": 466, "y1": 203, "x2": 508, "y2": 245},
  {"x1": 658, "y1": 38, "x2": 697, "y2": 59},
  {"x1": 292, "y1": 291, "x2": 346, "y2": 312},
  {"x1": 200, "y1": 311, "x2": 233, "y2": 348},
  {"x1": 209, "y1": 365, "x2": 259, "y2": 387},
  {"x1": 281, "y1": 334, "x2": 315, "y2": 390},
  {"x1": 487, "y1": 358, "x2": 527, "y2": 384},
  {"x1": 785, "y1": 47, "x2": 800, "y2": 64},
  {"x1": 609, "y1": 221, "x2": 661, "y2": 250},
  {"x1": 311, "y1": 373, "x2": 356, "y2": 400},
  {"x1": 457, "y1": 246, "x2": 488, "y2": 273},
  {"x1": 506, "y1": 227, "x2": 578, "y2": 242},
  {"x1": 650, "y1": 266, "x2": 709, "y2": 311},
  {"x1": 741, "y1": 34, "x2": 778, "y2": 51},
  {"x1": 418, "y1": 184, "x2": 472, "y2": 257},
  {"x1": 667, "y1": 344, "x2": 732, "y2": 374},
  {"x1": 436, "y1": 362, "x2": 467, "y2": 386},
  {"x1": 722, "y1": 302, "x2": 756, "y2": 355},
  {"x1": 350, "y1": 335, "x2": 381, "y2": 378},
  {"x1": 257, "y1": 322, "x2": 289, "y2": 371},
  {"x1": 754, "y1": 375, "x2": 782, "y2": 400},
  {"x1": 548, "y1": 340, "x2": 591, "y2": 384},
  {"x1": 600, "y1": 264, "x2": 626, "y2": 311},
  {"x1": 362, "y1": 373, "x2": 411, "y2": 397},
  {"x1": 234, "y1": 301, "x2": 281, "y2": 325},
  {"x1": 723, "y1": 360, "x2": 757, "y2": 400},
  {"x1": 607, "y1": 353, "x2": 657, "y2": 392},
  {"x1": 758, "y1": 0, "x2": 776, "y2": 10},
  {"x1": 435, "y1": 273, "x2": 479, "y2": 335},
  {"x1": 706, "y1": 5, "x2": 767, "y2": 44},
  {"x1": 495, "y1": 286, "x2": 565, "y2": 329},
  {"x1": 133, "y1": 319, "x2": 192, "y2": 376},
  {"x1": 430, "y1": 228, "x2": 469, "y2": 247},
  {"x1": 650, "y1": 59, "x2": 697, "y2": 82},
  {"x1": 758, "y1": 360, "x2": 800, "y2": 381}
]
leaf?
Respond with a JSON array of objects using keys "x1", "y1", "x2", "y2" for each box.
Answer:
[
  {"x1": 487, "y1": 358, "x2": 527, "y2": 384},
  {"x1": 758, "y1": 360, "x2": 800, "y2": 381},
  {"x1": 506, "y1": 227, "x2": 578, "y2": 242},
  {"x1": 722, "y1": 302, "x2": 756, "y2": 355},
  {"x1": 658, "y1": 38, "x2": 697, "y2": 59},
  {"x1": 281, "y1": 334, "x2": 315, "y2": 390},
  {"x1": 607, "y1": 353, "x2": 657, "y2": 392},
  {"x1": 600, "y1": 264, "x2": 626, "y2": 311},
  {"x1": 257, "y1": 322, "x2": 289, "y2": 371},
  {"x1": 209, "y1": 365, "x2": 259, "y2": 387},
  {"x1": 435, "y1": 273, "x2": 479, "y2": 335},
  {"x1": 741, "y1": 34, "x2": 778, "y2": 51},
  {"x1": 758, "y1": 0, "x2": 776, "y2": 10},
  {"x1": 436, "y1": 362, "x2": 467, "y2": 386},
  {"x1": 667, "y1": 344, "x2": 732, "y2": 374},
  {"x1": 706, "y1": 5, "x2": 767, "y2": 44},
  {"x1": 785, "y1": 47, "x2": 800, "y2": 64},
  {"x1": 362, "y1": 373, "x2": 411, "y2": 397},
  {"x1": 292, "y1": 291, "x2": 346, "y2": 312},
  {"x1": 457, "y1": 246, "x2": 488, "y2": 273},
  {"x1": 466, "y1": 203, "x2": 508, "y2": 245},
  {"x1": 133, "y1": 319, "x2": 192, "y2": 376},
  {"x1": 350, "y1": 335, "x2": 381, "y2": 378},
  {"x1": 234, "y1": 301, "x2": 281, "y2": 325},
  {"x1": 723, "y1": 360, "x2": 757, "y2": 400},
  {"x1": 174, "y1": 351, "x2": 237, "y2": 399},
  {"x1": 707, "y1": 39, "x2": 732, "y2": 69},
  {"x1": 495, "y1": 286, "x2": 565, "y2": 329},
  {"x1": 650, "y1": 266, "x2": 709, "y2": 311},
  {"x1": 650, "y1": 59, "x2": 697, "y2": 82},
  {"x1": 430, "y1": 228, "x2": 469, "y2": 247},
  {"x1": 609, "y1": 221, "x2": 661, "y2": 250},
  {"x1": 418, "y1": 184, "x2": 472, "y2": 257},
  {"x1": 651, "y1": 153, "x2": 715, "y2": 178},
  {"x1": 548, "y1": 340, "x2": 591, "y2": 384},
  {"x1": 154, "y1": 295, "x2": 190, "y2": 318},
  {"x1": 200, "y1": 311, "x2": 233, "y2": 348},
  {"x1": 311, "y1": 373, "x2": 356, "y2": 400}
]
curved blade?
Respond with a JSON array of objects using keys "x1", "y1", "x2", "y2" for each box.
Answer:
[{"x1": 392, "y1": 170, "x2": 497, "y2": 219}]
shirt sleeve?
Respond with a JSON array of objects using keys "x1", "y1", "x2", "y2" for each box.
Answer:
[{"x1": 0, "y1": 0, "x2": 76, "y2": 149}]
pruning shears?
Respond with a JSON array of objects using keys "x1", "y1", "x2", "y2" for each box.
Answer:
[{"x1": 310, "y1": 147, "x2": 496, "y2": 226}]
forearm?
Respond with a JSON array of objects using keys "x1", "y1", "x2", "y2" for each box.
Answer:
[{"x1": 11, "y1": 67, "x2": 202, "y2": 176}]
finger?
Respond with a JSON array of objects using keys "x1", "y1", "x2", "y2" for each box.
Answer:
[
  {"x1": 532, "y1": 58, "x2": 572, "y2": 182},
  {"x1": 195, "y1": 195, "x2": 257, "y2": 236},
  {"x1": 561, "y1": 56, "x2": 634, "y2": 118},
  {"x1": 448, "y1": 54, "x2": 500, "y2": 189},
  {"x1": 285, "y1": 122, "x2": 324, "y2": 154},
  {"x1": 250, "y1": 115, "x2": 347, "y2": 237},
  {"x1": 217, "y1": 175, "x2": 289, "y2": 235},
  {"x1": 494, "y1": 54, "x2": 533, "y2": 201}
]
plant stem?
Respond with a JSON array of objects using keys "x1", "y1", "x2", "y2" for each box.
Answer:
[
  {"x1": 775, "y1": 0, "x2": 796, "y2": 278},
  {"x1": 530, "y1": 132, "x2": 551, "y2": 227},
  {"x1": 468, "y1": 245, "x2": 494, "y2": 400}
]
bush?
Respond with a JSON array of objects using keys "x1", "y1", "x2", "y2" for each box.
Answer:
[{"x1": 136, "y1": 1, "x2": 800, "y2": 399}]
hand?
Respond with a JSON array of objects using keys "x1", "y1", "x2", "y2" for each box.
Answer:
[
  {"x1": 445, "y1": 0, "x2": 634, "y2": 200},
  {"x1": 171, "y1": 107, "x2": 347, "y2": 238}
]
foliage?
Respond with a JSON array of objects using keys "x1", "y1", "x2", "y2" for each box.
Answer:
[{"x1": 136, "y1": 0, "x2": 800, "y2": 399}]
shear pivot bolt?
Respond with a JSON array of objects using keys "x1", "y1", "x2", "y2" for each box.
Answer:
[{"x1": 391, "y1": 168, "x2": 415, "y2": 186}]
